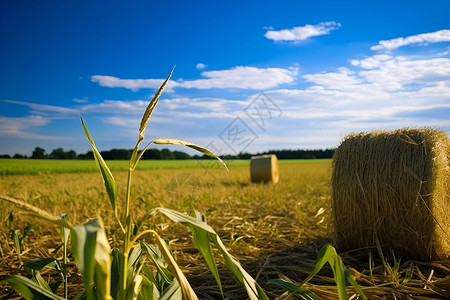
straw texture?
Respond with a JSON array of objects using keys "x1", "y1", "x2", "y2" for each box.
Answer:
[
  {"x1": 250, "y1": 154, "x2": 280, "y2": 183},
  {"x1": 331, "y1": 128, "x2": 450, "y2": 260}
]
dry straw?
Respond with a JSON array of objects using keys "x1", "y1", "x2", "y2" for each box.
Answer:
[
  {"x1": 331, "y1": 128, "x2": 450, "y2": 260},
  {"x1": 250, "y1": 154, "x2": 280, "y2": 184}
]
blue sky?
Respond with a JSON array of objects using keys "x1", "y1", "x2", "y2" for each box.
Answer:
[{"x1": 1, "y1": 0, "x2": 449, "y2": 156}]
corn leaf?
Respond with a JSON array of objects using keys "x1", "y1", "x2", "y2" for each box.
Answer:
[
  {"x1": 158, "y1": 279, "x2": 182, "y2": 300},
  {"x1": 1, "y1": 275, "x2": 66, "y2": 300},
  {"x1": 268, "y1": 279, "x2": 319, "y2": 300},
  {"x1": 152, "y1": 139, "x2": 228, "y2": 171},
  {"x1": 154, "y1": 207, "x2": 269, "y2": 300},
  {"x1": 140, "y1": 241, "x2": 174, "y2": 284},
  {"x1": 126, "y1": 274, "x2": 143, "y2": 300},
  {"x1": 0, "y1": 196, "x2": 73, "y2": 229},
  {"x1": 139, "y1": 265, "x2": 161, "y2": 300},
  {"x1": 80, "y1": 117, "x2": 118, "y2": 218},
  {"x1": 150, "y1": 230, "x2": 198, "y2": 300},
  {"x1": 31, "y1": 270, "x2": 52, "y2": 293},
  {"x1": 298, "y1": 244, "x2": 367, "y2": 300},
  {"x1": 189, "y1": 211, "x2": 223, "y2": 295},
  {"x1": 70, "y1": 218, "x2": 112, "y2": 300},
  {"x1": 24, "y1": 258, "x2": 59, "y2": 271}
]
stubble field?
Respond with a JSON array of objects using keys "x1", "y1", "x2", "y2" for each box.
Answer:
[{"x1": 0, "y1": 159, "x2": 449, "y2": 299}]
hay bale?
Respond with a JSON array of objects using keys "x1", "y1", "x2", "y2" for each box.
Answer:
[
  {"x1": 331, "y1": 128, "x2": 450, "y2": 260},
  {"x1": 250, "y1": 154, "x2": 279, "y2": 183}
]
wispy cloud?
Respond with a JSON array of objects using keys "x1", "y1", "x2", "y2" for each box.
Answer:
[
  {"x1": 264, "y1": 22, "x2": 341, "y2": 42},
  {"x1": 4, "y1": 100, "x2": 79, "y2": 115},
  {"x1": 91, "y1": 66, "x2": 298, "y2": 91},
  {"x1": 0, "y1": 115, "x2": 58, "y2": 139},
  {"x1": 91, "y1": 75, "x2": 177, "y2": 92},
  {"x1": 371, "y1": 29, "x2": 450, "y2": 51}
]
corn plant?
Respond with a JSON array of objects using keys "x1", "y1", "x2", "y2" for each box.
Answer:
[
  {"x1": 269, "y1": 244, "x2": 367, "y2": 300},
  {"x1": 0, "y1": 68, "x2": 269, "y2": 300}
]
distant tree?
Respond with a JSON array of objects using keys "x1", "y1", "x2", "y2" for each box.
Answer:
[
  {"x1": 142, "y1": 149, "x2": 162, "y2": 159},
  {"x1": 13, "y1": 154, "x2": 25, "y2": 158},
  {"x1": 78, "y1": 151, "x2": 94, "y2": 160},
  {"x1": 160, "y1": 149, "x2": 175, "y2": 160},
  {"x1": 0, "y1": 154, "x2": 11, "y2": 158},
  {"x1": 141, "y1": 149, "x2": 161, "y2": 159},
  {"x1": 32, "y1": 147, "x2": 46, "y2": 159},
  {"x1": 49, "y1": 148, "x2": 66, "y2": 159},
  {"x1": 65, "y1": 150, "x2": 77, "y2": 159},
  {"x1": 173, "y1": 150, "x2": 190, "y2": 160},
  {"x1": 100, "y1": 149, "x2": 131, "y2": 160}
]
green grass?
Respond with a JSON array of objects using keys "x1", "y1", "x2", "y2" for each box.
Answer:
[{"x1": 0, "y1": 158, "x2": 331, "y2": 175}]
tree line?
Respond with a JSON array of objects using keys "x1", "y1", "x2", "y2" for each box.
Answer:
[{"x1": 1, "y1": 147, "x2": 334, "y2": 160}]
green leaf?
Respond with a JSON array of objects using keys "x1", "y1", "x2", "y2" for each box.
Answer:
[
  {"x1": 24, "y1": 258, "x2": 59, "y2": 271},
  {"x1": 298, "y1": 244, "x2": 367, "y2": 300},
  {"x1": 110, "y1": 248, "x2": 121, "y2": 299},
  {"x1": 188, "y1": 211, "x2": 222, "y2": 295},
  {"x1": 298, "y1": 244, "x2": 346, "y2": 299},
  {"x1": 80, "y1": 117, "x2": 118, "y2": 218},
  {"x1": 146, "y1": 231, "x2": 198, "y2": 300},
  {"x1": 140, "y1": 241, "x2": 174, "y2": 284},
  {"x1": 70, "y1": 218, "x2": 112, "y2": 300},
  {"x1": 126, "y1": 274, "x2": 143, "y2": 300},
  {"x1": 154, "y1": 207, "x2": 269, "y2": 300},
  {"x1": 31, "y1": 270, "x2": 52, "y2": 293},
  {"x1": 268, "y1": 279, "x2": 320, "y2": 300},
  {"x1": 158, "y1": 279, "x2": 182, "y2": 300},
  {"x1": 139, "y1": 265, "x2": 160, "y2": 300},
  {"x1": 1, "y1": 275, "x2": 66, "y2": 300},
  {"x1": 152, "y1": 139, "x2": 228, "y2": 171}
]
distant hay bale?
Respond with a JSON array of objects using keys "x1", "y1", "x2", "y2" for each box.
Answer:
[
  {"x1": 331, "y1": 128, "x2": 450, "y2": 260},
  {"x1": 250, "y1": 154, "x2": 279, "y2": 184}
]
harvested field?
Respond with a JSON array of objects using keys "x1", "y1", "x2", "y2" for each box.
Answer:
[{"x1": 1, "y1": 160, "x2": 449, "y2": 299}]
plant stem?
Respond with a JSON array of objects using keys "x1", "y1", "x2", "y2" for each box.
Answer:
[{"x1": 121, "y1": 167, "x2": 133, "y2": 298}]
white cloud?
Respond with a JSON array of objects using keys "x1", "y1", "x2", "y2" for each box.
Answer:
[
  {"x1": 178, "y1": 66, "x2": 298, "y2": 89},
  {"x1": 371, "y1": 29, "x2": 450, "y2": 51},
  {"x1": 4, "y1": 100, "x2": 79, "y2": 115},
  {"x1": 0, "y1": 115, "x2": 57, "y2": 139},
  {"x1": 81, "y1": 100, "x2": 149, "y2": 114},
  {"x1": 91, "y1": 66, "x2": 298, "y2": 91},
  {"x1": 264, "y1": 22, "x2": 341, "y2": 42},
  {"x1": 91, "y1": 75, "x2": 179, "y2": 92},
  {"x1": 196, "y1": 63, "x2": 207, "y2": 70}
]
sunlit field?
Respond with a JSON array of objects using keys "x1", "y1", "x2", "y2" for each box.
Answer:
[{"x1": 1, "y1": 159, "x2": 449, "y2": 299}]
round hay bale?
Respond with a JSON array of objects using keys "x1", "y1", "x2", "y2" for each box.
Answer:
[
  {"x1": 250, "y1": 154, "x2": 279, "y2": 183},
  {"x1": 331, "y1": 128, "x2": 450, "y2": 260}
]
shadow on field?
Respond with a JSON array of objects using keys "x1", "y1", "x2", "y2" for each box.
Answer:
[
  {"x1": 186, "y1": 236, "x2": 450, "y2": 300},
  {"x1": 186, "y1": 236, "x2": 332, "y2": 300}
]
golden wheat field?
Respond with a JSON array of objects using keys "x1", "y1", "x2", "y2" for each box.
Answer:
[{"x1": 1, "y1": 160, "x2": 449, "y2": 299}]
